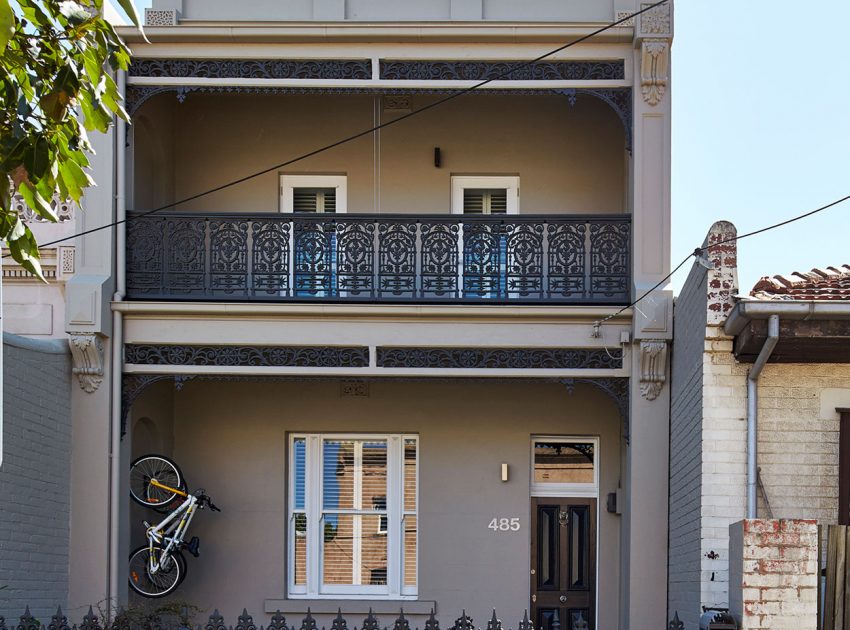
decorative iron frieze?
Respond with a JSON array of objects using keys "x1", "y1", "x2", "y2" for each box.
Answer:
[
  {"x1": 561, "y1": 377, "x2": 630, "y2": 440},
  {"x1": 129, "y1": 58, "x2": 372, "y2": 80},
  {"x1": 126, "y1": 213, "x2": 631, "y2": 304},
  {"x1": 376, "y1": 347, "x2": 622, "y2": 369},
  {"x1": 379, "y1": 60, "x2": 624, "y2": 81},
  {"x1": 124, "y1": 344, "x2": 370, "y2": 368}
]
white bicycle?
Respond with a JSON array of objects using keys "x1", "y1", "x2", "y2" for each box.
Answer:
[{"x1": 128, "y1": 454, "x2": 220, "y2": 598}]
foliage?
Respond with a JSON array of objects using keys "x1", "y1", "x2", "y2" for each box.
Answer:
[{"x1": 0, "y1": 0, "x2": 141, "y2": 278}]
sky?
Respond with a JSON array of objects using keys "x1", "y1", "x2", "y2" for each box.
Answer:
[{"x1": 115, "y1": 0, "x2": 849, "y2": 296}]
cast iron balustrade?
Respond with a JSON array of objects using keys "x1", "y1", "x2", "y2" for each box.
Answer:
[{"x1": 126, "y1": 213, "x2": 630, "y2": 304}]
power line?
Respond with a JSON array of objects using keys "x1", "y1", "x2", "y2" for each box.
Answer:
[
  {"x1": 592, "y1": 193, "x2": 850, "y2": 329},
  {"x1": 29, "y1": 0, "x2": 669, "y2": 251}
]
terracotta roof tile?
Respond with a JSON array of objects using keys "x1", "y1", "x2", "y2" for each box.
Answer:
[{"x1": 750, "y1": 264, "x2": 850, "y2": 300}]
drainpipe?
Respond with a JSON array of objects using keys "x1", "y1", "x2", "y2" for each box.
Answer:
[
  {"x1": 746, "y1": 314, "x2": 779, "y2": 518},
  {"x1": 108, "y1": 68, "x2": 127, "y2": 612}
]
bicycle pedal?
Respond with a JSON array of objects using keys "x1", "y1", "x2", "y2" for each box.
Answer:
[{"x1": 186, "y1": 536, "x2": 200, "y2": 558}]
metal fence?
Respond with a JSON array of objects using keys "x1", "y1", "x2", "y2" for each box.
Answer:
[
  {"x1": 0, "y1": 606, "x2": 688, "y2": 630},
  {"x1": 126, "y1": 213, "x2": 631, "y2": 304}
]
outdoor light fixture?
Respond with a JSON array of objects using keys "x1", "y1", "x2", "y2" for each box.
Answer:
[
  {"x1": 501, "y1": 463, "x2": 509, "y2": 482},
  {"x1": 434, "y1": 147, "x2": 442, "y2": 168}
]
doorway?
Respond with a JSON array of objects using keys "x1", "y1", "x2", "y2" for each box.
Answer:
[{"x1": 530, "y1": 497, "x2": 597, "y2": 630}]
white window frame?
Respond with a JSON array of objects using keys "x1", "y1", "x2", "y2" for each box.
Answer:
[
  {"x1": 280, "y1": 174, "x2": 348, "y2": 214},
  {"x1": 530, "y1": 436, "x2": 599, "y2": 498},
  {"x1": 288, "y1": 433, "x2": 418, "y2": 600},
  {"x1": 450, "y1": 175, "x2": 520, "y2": 215}
]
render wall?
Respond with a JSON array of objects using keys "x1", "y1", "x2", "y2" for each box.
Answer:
[
  {"x1": 127, "y1": 379, "x2": 624, "y2": 626},
  {"x1": 666, "y1": 263, "x2": 707, "y2": 628},
  {"x1": 0, "y1": 333, "x2": 72, "y2": 620},
  {"x1": 168, "y1": 0, "x2": 618, "y2": 24},
  {"x1": 133, "y1": 93, "x2": 627, "y2": 215}
]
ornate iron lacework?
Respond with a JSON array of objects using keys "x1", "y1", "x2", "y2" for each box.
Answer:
[
  {"x1": 379, "y1": 60, "x2": 624, "y2": 81},
  {"x1": 126, "y1": 213, "x2": 631, "y2": 304},
  {"x1": 129, "y1": 59, "x2": 372, "y2": 80},
  {"x1": 124, "y1": 86, "x2": 633, "y2": 151},
  {"x1": 376, "y1": 347, "x2": 622, "y2": 369},
  {"x1": 124, "y1": 344, "x2": 370, "y2": 368}
]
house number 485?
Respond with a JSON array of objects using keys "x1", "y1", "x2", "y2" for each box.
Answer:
[{"x1": 488, "y1": 517, "x2": 520, "y2": 532}]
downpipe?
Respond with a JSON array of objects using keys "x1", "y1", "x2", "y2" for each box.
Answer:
[
  {"x1": 108, "y1": 68, "x2": 127, "y2": 612},
  {"x1": 746, "y1": 314, "x2": 779, "y2": 519}
]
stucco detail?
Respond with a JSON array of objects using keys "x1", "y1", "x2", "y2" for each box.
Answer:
[
  {"x1": 68, "y1": 332, "x2": 105, "y2": 392},
  {"x1": 640, "y1": 39, "x2": 669, "y2": 107},
  {"x1": 144, "y1": 8, "x2": 178, "y2": 26},
  {"x1": 639, "y1": 2, "x2": 672, "y2": 37},
  {"x1": 639, "y1": 339, "x2": 667, "y2": 400}
]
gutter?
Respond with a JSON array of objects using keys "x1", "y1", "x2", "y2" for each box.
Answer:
[
  {"x1": 725, "y1": 300, "x2": 850, "y2": 336},
  {"x1": 108, "y1": 68, "x2": 128, "y2": 612}
]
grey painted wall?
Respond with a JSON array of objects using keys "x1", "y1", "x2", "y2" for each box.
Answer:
[
  {"x1": 667, "y1": 262, "x2": 707, "y2": 628},
  {"x1": 0, "y1": 333, "x2": 72, "y2": 621},
  {"x1": 128, "y1": 379, "x2": 623, "y2": 626}
]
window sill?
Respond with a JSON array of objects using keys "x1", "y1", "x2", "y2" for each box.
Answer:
[{"x1": 264, "y1": 599, "x2": 436, "y2": 615}]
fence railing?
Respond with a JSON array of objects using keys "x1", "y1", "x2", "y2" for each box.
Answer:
[
  {"x1": 126, "y1": 213, "x2": 631, "y2": 304},
  {"x1": 0, "y1": 606, "x2": 687, "y2": 630}
]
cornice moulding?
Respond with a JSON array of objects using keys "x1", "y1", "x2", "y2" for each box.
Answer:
[{"x1": 117, "y1": 23, "x2": 633, "y2": 45}]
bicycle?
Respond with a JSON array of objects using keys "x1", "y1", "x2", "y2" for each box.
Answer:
[{"x1": 128, "y1": 454, "x2": 220, "y2": 598}]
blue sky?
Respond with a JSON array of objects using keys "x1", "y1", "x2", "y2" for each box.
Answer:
[
  {"x1": 118, "y1": 0, "x2": 849, "y2": 295},
  {"x1": 672, "y1": 0, "x2": 850, "y2": 293}
]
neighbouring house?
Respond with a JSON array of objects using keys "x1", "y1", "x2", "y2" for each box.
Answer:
[
  {"x1": 668, "y1": 221, "x2": 849, "y2": 629},
  {"x1": 20, "y1": 2, "x2": 676, "y2": 630},
  {"x1": 0, "y1": 197, "x2": 76, "y2": 617}
]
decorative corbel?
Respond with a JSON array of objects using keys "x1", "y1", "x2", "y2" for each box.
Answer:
[
  {"x1": 640, "y1": 40, "x2": 669, "y2": 106},
  {"x1": 639, "y1": 339, "x2": 668, "y2": 400},
  {"x1": 68, "y1": 332, "x2": 105, "y2": 393},
  {"x1": 637, "y1": 1, "x2": 673, "y2": 107}
]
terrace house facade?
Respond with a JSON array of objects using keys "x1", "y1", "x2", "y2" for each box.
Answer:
[{"x1": 63, "y1": 2, "x2": 675, "y2": 629}]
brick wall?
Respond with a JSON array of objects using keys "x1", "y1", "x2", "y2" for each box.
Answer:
[
  {"x1": 0, "y1": 333, "x2": 72, "y2": 620},
  {"x1": 668, "y1": 257, "x2": 708, "y2": 628},
  {"x1": 728, "y1": 519, "x2": 818, "y2": 630}
]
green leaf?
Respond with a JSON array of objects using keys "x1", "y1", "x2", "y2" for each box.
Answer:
[
  {"x1": 18, "y1": 180, "x2": 58, "y2": 222},
  {"x1": 59, "y1": 157, "x2": 92, "y2": 200},
  {"x1": 114, "y1": 0, "x2": 142, "y2": 28},
  {"x1": 0, "y1": 0, "x2": 14, "y2": 54},
  {"x1": 23, "y1": 135, "x2": 52, "y2": 180},
  {"x1": 7, "y1": 224, "x2": 45, "y2": 282}
]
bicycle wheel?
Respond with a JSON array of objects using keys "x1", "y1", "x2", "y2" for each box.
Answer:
[
  {"x1": 128, "y1": 545, "x2": 187, "y2": 598},
  {"x1": 129, "y1": 454, "x2": 185, "y2": 512}
]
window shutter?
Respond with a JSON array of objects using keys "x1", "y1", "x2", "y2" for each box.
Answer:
[
  {"x1": 293, "y1": 187, "x2": 337, "y2": 213},
  {"x1": 463, "y1": 188, "x2": 508, "y2": 214}
]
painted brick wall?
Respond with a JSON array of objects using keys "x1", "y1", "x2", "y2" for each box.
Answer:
[
  {"x1": 728, "y1": 519, "x2": 818, "y2": 630},
  {"x1": 756, "y1": 363, "x2": 850, "y2": 523},
  {"x1": 0, "y1": 333, "x2": 72, "y2": 621},
  {"x1": 667, "y1": 258, "x2": 708, "y2": 628}
]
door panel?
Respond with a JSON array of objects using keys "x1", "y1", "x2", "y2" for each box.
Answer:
[{"x1": 531, "y1": 498, "x2": 596, "y2": 630}]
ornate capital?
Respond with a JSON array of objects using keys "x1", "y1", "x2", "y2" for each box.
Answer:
[
  {"x1": 68, "y1": 333, "x2": 105, "y2": 393},
  {"x1": 639, "y1": 339, "x2": 668, "y2": 400},
  {"x1": 640, "y1": 39, "x2": 669, "y2": 106}
]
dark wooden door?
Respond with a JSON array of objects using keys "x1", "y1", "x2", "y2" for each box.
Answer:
[{"x1": 531, "y1": 498, "x2": 596, "y2": 630}]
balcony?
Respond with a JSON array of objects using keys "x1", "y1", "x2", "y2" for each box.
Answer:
[{"x1": 126, "y1": 213, "x2": 630, "y2": 304}]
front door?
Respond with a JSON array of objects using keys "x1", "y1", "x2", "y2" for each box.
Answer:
[{"x1": 531, "y1": 498, "x2": 596, "y2": 630}]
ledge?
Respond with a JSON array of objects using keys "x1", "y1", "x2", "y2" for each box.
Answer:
[
  {"x1": 263, "y1": 599, "x2": 436, "y2": 615},
  {"x1": 112, "y1": 301, "x2": 633, "y2": 323}
]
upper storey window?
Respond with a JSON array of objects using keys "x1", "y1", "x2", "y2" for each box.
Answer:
[
  {"x1": 451, "y1": 176, "x2": 519, "y2": 215},
  {"x1": 281, "y1": 175, "x2": 347, "y2": 214}
]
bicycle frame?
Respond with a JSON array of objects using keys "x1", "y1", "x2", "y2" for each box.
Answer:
[{"x1": 145, "y1": 481, "x2": 199, "y2": 575}]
